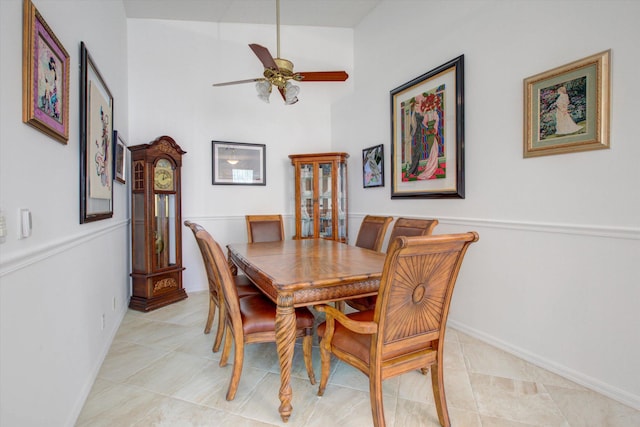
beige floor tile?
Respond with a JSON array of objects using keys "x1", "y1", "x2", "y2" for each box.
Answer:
[
  {"x1": 172, "y1": 363, "x2": 269, "y2": 413},
  {"x1": 97, "y1": 340, "x2": 170, "y2": 382},
  {"x1": 305, "y1": 382, "x2": 397, "y2": 427},
  {"x1": 479, "y1": 414, "x2": 546, "y2": 426},
  {"x1": 173, "y1": 329, "x2": 222, "y2": 362},
  {"x1": 395, "y1": 397, "x2": 482, "y2": 427},
  {"x1": 234, "y1": 372, "x2": 321, "y2": 426},
  {"x1": 469, "y1": 373, "x2": 568, "y2": 426},
  {"x1": 76, "y1": 379, "x2": 168, "y2": 426},
  {"x1": 545, "y1": 384, "x2": 640, "y2": 427},
  {"x1": 124, "y1": 351, "x2": 213, "y2": 395},
  {"x1": 462, "y1": 339, "x2": 536, "y2": 382},
  {"x1": 328, "y1": 360, "x2": 400, "y2": 397},
  {"x1": 75, "y1": 292, "x2": 640, "y2": 426}
]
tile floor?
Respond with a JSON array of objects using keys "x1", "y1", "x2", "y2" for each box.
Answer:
[{"x1": 77, "y1": 291, "x2": 640, "y2": 426}]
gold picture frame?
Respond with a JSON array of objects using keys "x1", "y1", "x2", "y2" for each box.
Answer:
[
  {"x1": 22, "y1": 0, "x2": 70, "y2": 144},
  {"x1": 524, "y1": 50, "x2": 610, "y2": 158}
]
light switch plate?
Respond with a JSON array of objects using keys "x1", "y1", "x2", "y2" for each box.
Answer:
[{"x1": 19, "y1": 208, "x2": 31, "y2": 239}]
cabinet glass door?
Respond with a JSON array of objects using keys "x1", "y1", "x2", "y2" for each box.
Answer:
[
  {"x1": 154, "y1": 193, "x2": 176, "y2": 269},
  {"x1": 299, "y1": 164, "x2": 314, "y2": 238},
  {"x1": 337, "y1": 162, "x2": 347, "y2": 239},
  {"x1": 318, "y1": 162, "x2": 333, "y2": 238}
]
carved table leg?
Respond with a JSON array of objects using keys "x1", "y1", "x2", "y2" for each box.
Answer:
[{"x1": 275, "y1": 292, "x2": 296, "y2": 422}]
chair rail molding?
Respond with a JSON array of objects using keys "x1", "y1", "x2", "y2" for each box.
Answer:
[
  {"x1": 0, "y1": 219, "x2": 130, "y2": 277},
  {"x1": 351, "y1": 213, "x2": 640, "y2": 241}
]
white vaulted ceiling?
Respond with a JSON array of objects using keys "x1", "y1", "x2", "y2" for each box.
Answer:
[{"x1": 123, "y1": 0, "x2": 383, "y2": 28}]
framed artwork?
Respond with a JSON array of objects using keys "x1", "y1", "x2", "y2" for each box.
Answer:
[
  {"x1": 80, "y1": 42, "x2": 114, "y2": 223},
  {"x1": 363, "y1": 144, "x2": 384, "y2": 188},
  {"x1": 390, "y1": 55, "x2": 465, "y2": 199},
  {"x1": 22, "y1": 0, "x2": 70, "y2": 144},
  {"x1": 113, "y1": 130, "x2": 126, "y2": 184},
  {"x1": 212, "y1": 141, "x2": 266, "y2": 185},
  {"x1": 523, "y1": 50, "x2": 610, "y2": 158}
]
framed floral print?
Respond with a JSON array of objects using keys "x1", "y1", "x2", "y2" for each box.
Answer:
[
  {"x1": 22, "y1": 0, "x2": 70, "y2": 144},
  {"x1": 363, "y1": 144, "x2": 384, "y2": 188},
  {"x1": 390, "y1": 55, "x2": 465, "y2": 198},
  {"x1": 80, "y1": 42, "x2": 114, "y2": 223},
  {"x1": 523, "y1": 50, "x2": 611, "y2": 158}
]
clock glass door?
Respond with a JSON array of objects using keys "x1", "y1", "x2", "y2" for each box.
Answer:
[{"x1": 154, "y1": 193, "x2": 176, "y2": 269}]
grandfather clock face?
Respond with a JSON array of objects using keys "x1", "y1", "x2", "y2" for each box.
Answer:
[{"x1": 154, "y1": 158, "x2": 174, "y2": 191}]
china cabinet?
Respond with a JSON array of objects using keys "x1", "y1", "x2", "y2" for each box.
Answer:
[
  {"x1": 128, "y1": 135, "x2": 187, "y2": 311},
  {"x1": 289, "y1": 152, "x2": 348, "y2": 242}
]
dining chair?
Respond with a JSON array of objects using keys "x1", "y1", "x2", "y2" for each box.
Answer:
[
  {"x1": 354, "y1": 215, "x2": 394, "y2": 252},
  {"x1": 184, "y1": 221, "x2": 260, "y2": 352},
  {"x1": 336, "y1": 215, "x2": 393, "y2": 311},
  {"x1": 245, "y1": 214, "x2": 285, "y2": 243},
  {"x1": 194, "y1": 227, "x2": 316, "y2": 401},
  {"x1": 387, "y1": 217, "x2": 439, "y2": 243},
  {"x1": 346, "y1": 217, "x2": 440, "y2": 311},
  {"x1": 315, "y1": 232, "x2": 479, "y2": 427}
]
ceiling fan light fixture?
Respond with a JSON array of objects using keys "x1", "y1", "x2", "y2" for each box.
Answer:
[
  {"x1": 256, "y1": 80, "x2": 272, "y2": 103},
  {"x1": 284, "y1": 81, "x2": 299, "y2": 105},
  {"x1": 211, "y1": 0, "x2": 348, "y2": 104}
]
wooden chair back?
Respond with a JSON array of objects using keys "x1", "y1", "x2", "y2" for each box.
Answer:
[
  {"x1": 387, "y1": 217, "x2": 439, "y2": 243},
  {"x1": 354, "y1": 215, "x2": 393, "y2": 252},
  {"x1": 185, "y1": 220, "x2": 221, "y2": 318},
  {"x1": 317, "y1": 232, "x2": 479, "y2": 427},
  {"x1": 245, "y1": 214, "x2": 285, "y2": 243}
]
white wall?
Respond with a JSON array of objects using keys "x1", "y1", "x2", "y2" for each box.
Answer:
[
  {"x1": 2, "y1": 1, "x2": 638, "y2": 425},
  {"x1": 0, "y1": 0, "x2": 129, "y2": 425},
  {"x1": 127, "y1": 19, "x2": 354, "y2": 292},
  {"x1": 334, "y1": 0, "x2": 640, "y2": 409}
]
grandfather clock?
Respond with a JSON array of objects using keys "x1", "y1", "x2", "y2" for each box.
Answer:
[{"x1": 128, "y1": 135, "x2": 187, "y2": 311}]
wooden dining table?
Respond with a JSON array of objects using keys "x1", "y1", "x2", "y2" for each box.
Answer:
[{"x1": 226, "y1": 238, "x2": 386, "y2": 422}]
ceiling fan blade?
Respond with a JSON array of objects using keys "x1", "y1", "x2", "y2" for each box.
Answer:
[
  {"x1": 249, "y1": 44, "x2": 278, "y2": 70},
  {"x1": 295, "y1": 71, "x2": 349, "y2": 82},
  {"x1": 212, "y1": 77, "x2": 264, "y2": 87},
  {"x1": 277, "y1": 87, "x2": 287, "y2": 102}
]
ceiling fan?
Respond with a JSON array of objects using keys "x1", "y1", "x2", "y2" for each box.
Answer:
[{"x1": 212, "y1": 0, "x2": 349, "y2": 104}]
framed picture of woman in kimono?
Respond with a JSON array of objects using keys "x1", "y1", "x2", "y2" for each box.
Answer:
[{"x1": 390, "y1": 55, "x2": 465, "y2": 198}]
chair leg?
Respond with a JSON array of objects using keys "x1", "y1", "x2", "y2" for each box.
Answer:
[
  {"x1": 226, "y1": 338, "x2": 244, "y2": 401},
  {"x1": 431, "y1": 361, "x2": 451, "y2": 427},
  {"x1": 317, "y1": 337, "x2": 330, "y2": 396},
  {"x1": 369, "y1": 373, "x2": 386, "y2": 427},
  {"x1": 212, "y1": 301, "x2": 225, "y2": 353},
  {"x1": 204, "y1": 296, "x2": 215, "y2": 334},
  {"x1": 219, "y1": 328, "x2": 232, "y2": 367},
  {"x1": 302, "y1": 333, "x2": 316, "y2": 385}
]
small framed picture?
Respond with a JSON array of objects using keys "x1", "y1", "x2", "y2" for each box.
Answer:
[
  {"x1": 22, "y1": 0, "x2": 70, "y2": 144},
  {"x1": 113, "y1": 130, "x2": 126, "y2": 184},
  {"x1": 523, "y1": 50, "x2": 610, "y2": 158},
  {"x1": 363, "y1": 144, "x2": 384, "y2": 188},
  {"x1": 212, "y1": 141, "x2": 266, "y2": 185}
]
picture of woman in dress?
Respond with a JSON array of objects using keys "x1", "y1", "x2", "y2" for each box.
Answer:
[
  {"x1": 538, "y1": 77, "x2": 587, "y2": 140},
  {"x1": 554, "y1": 86, "x2": 583, "y2": 135}
]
